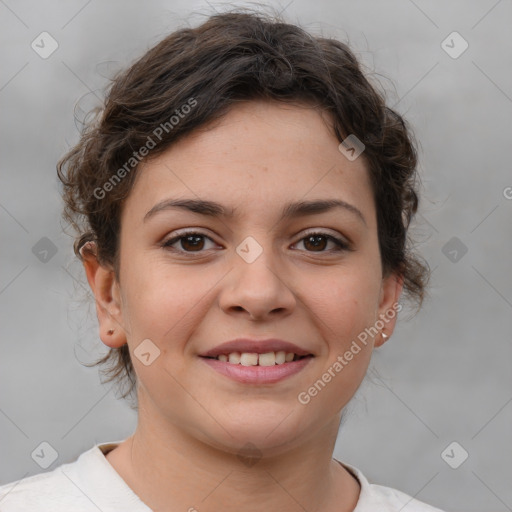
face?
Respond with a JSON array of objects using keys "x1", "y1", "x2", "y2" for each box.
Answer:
[{"x1": 86, "y1": 100, "x2": 402, "y2": 455}]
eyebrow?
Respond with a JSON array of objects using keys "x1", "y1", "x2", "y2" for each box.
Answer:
[{"x1": 144, "y1": 198, "x2": 366, "y2": 225}]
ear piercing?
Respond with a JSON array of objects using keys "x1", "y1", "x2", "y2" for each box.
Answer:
[
  {"x1": 107, "y1": 329, "x2": 115, "y2": 335},
  {"x1": 382, "y1": 332, "x2": 389, "y2": 340}
]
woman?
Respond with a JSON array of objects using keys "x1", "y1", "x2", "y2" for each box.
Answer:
[{"x1": 0, "y1": 9, "x2": 445, "y2": 511}]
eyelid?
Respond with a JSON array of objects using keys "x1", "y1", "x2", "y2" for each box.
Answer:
[
  {"x1": 161, "y1": 227, "x2": 352, "y2": 253},
  {"x1": 298, "y1": 227, "x2": 349, "y2": 241},
  {"x1": 292, "y1": 229, "x2": 352, "y2": 251},
  {"x1": 165, "y1": 227, "x2": 215, "y2": 239},
  {"x1": 161, "y1": 229, "x2": 220, "y2": 250},
  {"x1": 301, "y1": 226, "x2": 351, "y2": 241}
]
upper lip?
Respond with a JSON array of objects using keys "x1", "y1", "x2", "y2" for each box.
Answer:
[{"x1": 200, "y1": 338, "x2": 313, "y2": 358}]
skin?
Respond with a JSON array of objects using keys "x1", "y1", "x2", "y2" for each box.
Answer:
[{"x1": 83, "y1": 99, "x2": 403, "y2": 512}]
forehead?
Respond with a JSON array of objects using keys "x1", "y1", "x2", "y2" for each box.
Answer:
[{"x1": 123, "y1": 100, "x2": 375, "y2": 226}]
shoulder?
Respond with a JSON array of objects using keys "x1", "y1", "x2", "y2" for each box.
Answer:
[
  {"x1": 0, "y1": 460, "x2": 88, "y2": 511},
  {"x1": 365, "y1": 482, "x2": 446, "y2": 511},
  {"x1": 338, "y1": 461, "x2": 447, "y2": 512},
  {"x1": 0, "y1": 441, "x2": 148, "y2": 512}
]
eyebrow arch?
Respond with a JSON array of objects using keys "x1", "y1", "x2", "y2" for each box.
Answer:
[
  {"x1": 144, "y1": 198, "x2": 230, "y2": 222},
  {"x1": 144, "y1": 198, "x2": 366, "y2": 225},
  {"x1": 281, "y1": 199, "x2": 366, "y2": 226}
]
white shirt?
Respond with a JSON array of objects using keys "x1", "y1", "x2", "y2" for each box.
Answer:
[{"x1": 0, "y1": 441, "x2": 445, "y2": 511}]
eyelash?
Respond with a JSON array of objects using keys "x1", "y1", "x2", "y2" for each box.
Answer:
[{"x1": 161, "y1": 230, "x2": 351, "y2": 254}]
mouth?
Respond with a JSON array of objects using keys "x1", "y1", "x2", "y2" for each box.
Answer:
[
  {"x1": 199, "y1": 350, "x2": 314, "y2": 384},
  {"x1": 201, "y1": 351, "x2": 311, "y2": 365},
  {"x1": 198, "y1": 338, "x2": 315, "y2": 384}
]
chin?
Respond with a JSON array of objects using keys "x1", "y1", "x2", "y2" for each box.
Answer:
[{"x1": 196, "y1": 404, "x2": 312, "y2": 456}]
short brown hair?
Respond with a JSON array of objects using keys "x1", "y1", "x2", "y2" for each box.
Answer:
[{"x1": 57, "y1": 9, "x2": 429, "y2": 405}]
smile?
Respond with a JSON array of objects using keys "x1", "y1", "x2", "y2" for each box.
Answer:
[
  {"x1": 199, "y1": 353, "x2": 314, "y2": 384},
  {"x1": 204, "y1": 350, "x2": 308, "y2": 365}
]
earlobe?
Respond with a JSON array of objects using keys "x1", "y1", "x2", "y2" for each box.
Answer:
[
  {"x1": 374, "y1": 272, "x2": 404, "y2": 348},
  {"x1": 81, "y1": 243, "x2": 127, "y2": 349}
]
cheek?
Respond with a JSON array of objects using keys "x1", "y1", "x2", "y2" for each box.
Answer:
[
  {"x1": 118, "y1": 258, "x2": 207, "y2": 400},
  {"x1": 119, "y1": 256, "x2": 214, "y2": 348},
  {"x1": 304, "y1": 265, "x2": 381, "y2": 341},
  {"x1": 296, "y1": 272, "x2": 378, "y2": 417}
]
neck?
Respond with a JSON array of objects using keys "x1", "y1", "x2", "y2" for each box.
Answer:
[{"x1": 106, "y1": 400, "x2": 360, "y2": 512}]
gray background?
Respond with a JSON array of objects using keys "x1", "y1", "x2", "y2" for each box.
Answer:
[{"x1": 1, "y1": 1, "x2": 511, "y2": 510}]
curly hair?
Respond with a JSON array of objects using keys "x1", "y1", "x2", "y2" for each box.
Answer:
[{"x1": 57, "y1": 9, "x2": 429, "y2": 404}]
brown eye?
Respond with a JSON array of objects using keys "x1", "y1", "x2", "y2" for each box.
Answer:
[
  {"x1": 163, "y1": 232, "x2": 217, "y2": 253},
  {"x1": 180, "y1": 234, "x2": 205, "y2": 251},
  {"x1": 304, "y1": 235, "x2": 328, "y2": 251},
  {"x1": 293, "y1": 232, "x2": 349, "y2": 253}
]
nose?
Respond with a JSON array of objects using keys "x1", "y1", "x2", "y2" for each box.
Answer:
[{"x1": 218, "y1": 243, "x2": 297, "y2": 322}]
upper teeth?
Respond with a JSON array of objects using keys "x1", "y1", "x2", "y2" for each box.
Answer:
[{"x1": 216, "y1": 351, "x2": 297, "y2": 366}]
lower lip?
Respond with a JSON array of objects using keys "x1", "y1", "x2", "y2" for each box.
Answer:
[{"x1": 200, "y1": 356, "x2": 313, "y2": 384}]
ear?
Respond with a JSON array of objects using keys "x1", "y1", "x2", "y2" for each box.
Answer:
[
  {"x1": 81, "y1": 243, "x2": 127, "y2": 348},
  {"x1": 374, "y1": 271, "x2": 404, "y2": 348}
]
